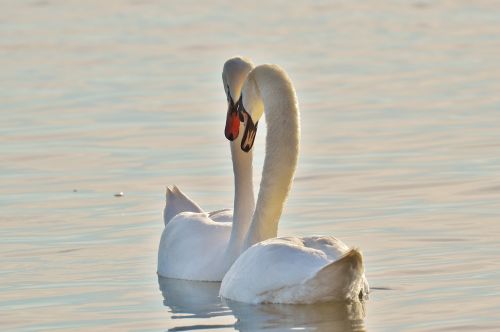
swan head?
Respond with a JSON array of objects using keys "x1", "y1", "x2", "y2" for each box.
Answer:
[
  {"x1": 222, "y1": 57, "x2": 254, "y2": 141},
  {"x1": 238, "y1": 72, "x2": 264, "y2": 152}
]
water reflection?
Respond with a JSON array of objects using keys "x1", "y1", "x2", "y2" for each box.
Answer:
[
  {"x1": 158, "y1": 276, "x2": 366, "y2": 331},
  {"x1": 158, "y1": 276, "x2": 231, "y2": 320}
]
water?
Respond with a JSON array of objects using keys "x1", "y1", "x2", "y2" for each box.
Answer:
[{"x1": 1, "y1": 0, "x2": 500, "y2": 330}]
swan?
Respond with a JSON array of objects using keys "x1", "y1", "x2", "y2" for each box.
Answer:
[
  {"x1": 220, "y1": 64, "x2": 369, "y2": 303},
  {"x1": 157, "y1": 57, "x2": 256, "y2": 281}
]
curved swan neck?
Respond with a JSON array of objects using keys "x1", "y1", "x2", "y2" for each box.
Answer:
[
  {"x1": 221, "y1": 56, "x2": 255, "y2": 266},
  {"x1": 225, "y1": 137, "x2": 255, "y2": 261},
  {"x1": 243, "y1": 66, "x2": 300, "y2": 250}
]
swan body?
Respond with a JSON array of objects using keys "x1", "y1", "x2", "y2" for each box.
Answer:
[
  {"x1": 158, "y1": 211, "x2": 233, "y2": 280},
  {"x1": 157, "y1": 57, "x2": 255, "y2": 281},
  {"x1": 221, "y1": 237, "x2": 367, "y2": 303},
  {"x1": 220, "y1": 64, "x2": 369, "y2": 303}
]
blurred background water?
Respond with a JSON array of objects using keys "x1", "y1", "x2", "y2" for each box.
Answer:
[{"x1": 1, "y1": 0, "x2": 500, "y2": 331}]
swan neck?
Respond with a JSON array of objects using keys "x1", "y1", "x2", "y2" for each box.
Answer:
[
  {"x1": 225, "y1": 142, "x2": 255, "y2": 261},
  {"x1": 244, "y1": 72, "x2": 300, "y2": 249}
]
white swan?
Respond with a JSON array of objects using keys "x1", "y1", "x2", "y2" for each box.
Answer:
[
  {"x1": 157, "y1": 57, "x2": 256, "y2": 281},
  {"x1": 220, "y1": 64, "x2": 369, "y2": 303}
]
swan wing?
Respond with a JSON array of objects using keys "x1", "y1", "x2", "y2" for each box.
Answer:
[
  {"x1": 163, "y1": 185, "x2": 204, "y2": 225},
  {"x1": 158, "y1": 211, "x2": 231, "y2": 281}
]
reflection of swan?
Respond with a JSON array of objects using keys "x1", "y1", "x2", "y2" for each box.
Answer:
[
  {"x1": 157, "y1": 276, "x2": 228, "y2": 319},
  {"x1": 157, "y1": 57, "x2": 256, "y2": 281},
  {"x1": 220, "y1": 64, "x2": 369, "y2": 303},
  {"x1": 226, "y1": 299, "x2": 366, "y2": 332},
  {"x1": 158, "y1": 277, "x2": 366, "y2": 332}
]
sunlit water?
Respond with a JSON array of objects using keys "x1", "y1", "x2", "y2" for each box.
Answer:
[{"x1": 2, "y1": 0, "x2": 500, "y2": 331}]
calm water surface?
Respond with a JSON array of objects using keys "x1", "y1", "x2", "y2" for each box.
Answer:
[{"x1": 1, "y1": 0, "x2": 500, "y2": 331}]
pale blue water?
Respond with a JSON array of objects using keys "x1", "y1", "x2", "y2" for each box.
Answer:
[{"x1": 1, "y1": 0, "x2": 500, "y2": 331}]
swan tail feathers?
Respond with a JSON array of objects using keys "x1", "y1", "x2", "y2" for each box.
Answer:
[
  {"x1": 303, "y1": 249, "x2": 366, "y2": 302},
  {"x1": 166, "y1": 186, "x2": 174, "y2": 196},
  {"x1": 163, "y1": 185, "x2": 204, "y2": 225}
]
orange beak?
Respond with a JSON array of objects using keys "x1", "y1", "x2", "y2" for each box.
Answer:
[{"x1": 224, "y1": 101, "x2": 240, "y2": 141}]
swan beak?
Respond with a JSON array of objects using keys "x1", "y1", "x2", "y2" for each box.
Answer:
[
  {"x1": 224, "y1": 100, "x2": 240, "y2": 141},
  {"x1": 241, "y1": 114, "x2": 258, "y2": 152}
]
